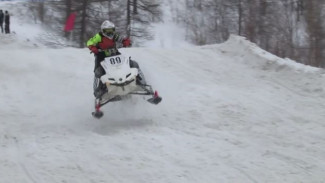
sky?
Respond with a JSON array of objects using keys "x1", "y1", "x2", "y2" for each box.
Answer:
[{"x1": 1, "y1": 1, "x2": 325, "y2": 183}]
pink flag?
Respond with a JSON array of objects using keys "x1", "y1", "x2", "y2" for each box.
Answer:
[{"x1": 64, "y1": 12, "x2": 76, "y2": 32}]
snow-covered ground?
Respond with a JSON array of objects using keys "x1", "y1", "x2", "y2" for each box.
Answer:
[{"x1": 1, "y1": 1, "x2": 325, "y2": 183}]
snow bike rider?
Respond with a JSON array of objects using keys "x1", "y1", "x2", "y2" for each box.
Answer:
[{"x1": 87, "y1": 20, "x2": 142, "y2": 99}]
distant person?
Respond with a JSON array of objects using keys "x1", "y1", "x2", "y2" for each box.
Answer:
[
  {"x1": 4, "y1": 10, "x2": 9, "y2": 34},
  {"x1": 0, "y1": 10, "x2": 4, "y2": 33}
]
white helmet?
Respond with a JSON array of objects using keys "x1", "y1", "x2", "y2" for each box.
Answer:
[{"x1": 101, "y1": 20, "x2": 115, "y2": 38}]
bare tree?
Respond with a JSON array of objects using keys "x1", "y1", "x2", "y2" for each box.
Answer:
[{"x1": 304, "y1": 0, "x2": 325, "y2": 67}]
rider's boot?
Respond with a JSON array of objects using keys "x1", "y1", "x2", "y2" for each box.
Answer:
[
  {"x1": 93, "y1": 66, "x2": 106, "y2": 98},
  {"x1": 92, "y1": 77, "x2": 105, "y2": 118},
  {"x1": 136, "y1": 69, "x2": 147, "y2": 85},
  {"x1": 129, "y1": 59, "x2": 146, "y2": 85},
  {"x1": 94, "y1": 82, "x2": 105, "y2": 98},
  {"x1": 93, "y1": 77, "x2": 106, "y2": 98}
]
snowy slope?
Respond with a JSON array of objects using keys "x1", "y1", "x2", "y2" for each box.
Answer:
[
  {"x1": 1, "y1": 2, "x2": 325, "y2": 183},
  {"x1": 1, "y1": 33, "x2": 325, "y2": 182}
]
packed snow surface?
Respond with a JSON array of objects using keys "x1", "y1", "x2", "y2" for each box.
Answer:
[{"x1": 1, "y1": 1, "x2": 325, "y2": 183}]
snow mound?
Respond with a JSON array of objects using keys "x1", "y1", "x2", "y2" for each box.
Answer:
[{"x1": 204, "y1": 35, "x2": 324, "y2": 73}]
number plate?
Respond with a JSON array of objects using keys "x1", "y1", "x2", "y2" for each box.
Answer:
[{"x1": 101, "y1": 55, "x2": 125, "y2": 70}]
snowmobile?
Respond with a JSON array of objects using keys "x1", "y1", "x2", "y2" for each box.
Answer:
[{"x1": 92, "y1": 53, "x2": 162, "y2": 119}]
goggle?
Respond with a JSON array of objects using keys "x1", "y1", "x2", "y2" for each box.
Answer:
[{"x1": 103, "y1": 28, "x2": 115, "y2": 34}]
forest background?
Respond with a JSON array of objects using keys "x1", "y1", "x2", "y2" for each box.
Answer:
[{"x1": 19, "y1": 0, "x2": 325, "y2": 68}]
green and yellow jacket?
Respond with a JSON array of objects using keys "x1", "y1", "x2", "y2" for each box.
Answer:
[{"x1": 87, "y1": 32, "x2": 124, "y2": 56}]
